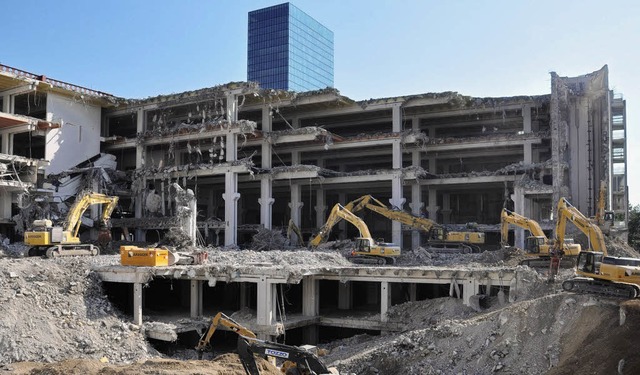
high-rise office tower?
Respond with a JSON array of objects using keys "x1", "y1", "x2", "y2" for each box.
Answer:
[{"x1": 247, "y1": 2, "x2": 334, "y2": 91}]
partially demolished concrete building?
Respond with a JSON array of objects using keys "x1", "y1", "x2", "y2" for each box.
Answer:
[{"x1": 0, "y1": 63, "x2": 629, "y2": 249}]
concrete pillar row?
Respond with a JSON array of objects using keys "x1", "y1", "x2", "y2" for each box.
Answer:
[{"x1": 223, "y1": 171, "x2": 240, "y2": 246}]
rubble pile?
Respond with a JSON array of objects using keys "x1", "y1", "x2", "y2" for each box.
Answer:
[
  {"x1": 0, "y1": 257, "x2": 155, "y2": 364},
  {"x1": 324, "y1": 294, "x2": 640, "y2": 375}
]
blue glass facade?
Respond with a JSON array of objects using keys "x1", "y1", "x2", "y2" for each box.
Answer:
[{"x1": 248, "y1": 3, "x2": 334, "y2": 92}]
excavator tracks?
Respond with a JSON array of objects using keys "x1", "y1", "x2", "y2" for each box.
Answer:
[
  {"x1": 562, "y1": 277, "x2": 640, "y2": 299},
  {"x1": 348, "y1": 255, "x2": 396, "y2": 265}
]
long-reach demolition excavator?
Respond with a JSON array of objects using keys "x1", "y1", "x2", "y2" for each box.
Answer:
[
  {"x1": 345, "y1": 195, "x2": 485, "y2": 253},
  {"x1": 308, "y1": 203, "x2": 401, "y2": 265},
  {"x1": 195, "y1": 312, "x2": 337, "y2": 375},
  {"x1": 500, "y1": 208, "x2": 581, "y2": 268},
  {"x1": 557, "y1": 197, "x2": 640, "y2": 298},
  {"x1": 25, "y1": 192, "x2": 119, "y2": 257}
]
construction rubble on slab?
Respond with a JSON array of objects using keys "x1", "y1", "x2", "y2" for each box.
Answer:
[{"x1": 0, "y1": 62, "x2": 636, "y2": 375}]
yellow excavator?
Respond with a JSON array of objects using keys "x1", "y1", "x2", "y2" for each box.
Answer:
[
  {"x1": 345, "y1": 195, "x2": 484, "y2": 253},
  {"x1": 25, "y1": 192, "x2": 119, "y2": 257},
  {"x1": 500, "y1": 208, "x2": 581, "y2": 267},
  {"x1": 557, "y1": 197, "x2": 640, "y2": 298},
  {"x1": 196, "y1": 312, "x2": 337, "y2": 375},
  {"x1": 309, "y1": 203, "x2": 401, "y2": 265}
]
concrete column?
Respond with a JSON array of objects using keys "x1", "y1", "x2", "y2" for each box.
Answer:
[
  {"x1": 223, "y1": 171, "x2": 240, "y2": 246},
  {"x1": 0, "y1": 191, "x2": 11, "y2": 219},
  {"x1": 523, "y1": 140, "x2": 533, "y2": 164},
  {"x1": 1, "y1": 133, "x2": 8, "y2": 154},
  {"x1": 289, "y1": 184, "x2": 304, "y2": 243},
  {"x1": 380, "y1": 281, "x2": 391, "y2": 323},
  {"x1": 226, "y1": 134, "x2": 237, "y2": 162},
  {"x1": 409, "y1": 183, "x2": 423, "y2": 249},
  {"x1": 291, "y1": 117, "x2": 300, "y2": 129},
  {"x1": 512, "y1": 186, "x2": 526, "y2": 249},
  {"x1": 190, "y1": 280, "x2": 203, "y2": 318},
  {"x1": 441, "y1": 193, "x2": 451, "y2": 224},
  {"x1": 315, "y1": 189, "x2": 327, "y2": 230},
  {"x1": 259, "y1": 178, "x2": 275, "y2": 230},
  {"x1": 408, "y1": 283, "x2": 417, "y2": 302},
  {"x1": 302, "y1": 277, "x2": 319, "y2": 316},
  {"x1": 389, "y1": 174, "x2": 405, "y2": 247},
  {"x1": 239, "y1": 283, "x2": 248, "y2": 310},
  {"x1": 135, "y1": 109, "x2": 146, "y2": 242},
  {"x1": 133, "y1": 282, "x2": 143, "y2": 326},
  {"x1": 338, "y1": 192, "x2": 347, "y2": 238},
  {"x1": 427, "y1": 189, "x2": 439, "y2": 222},
  {"x1": 392, "y1": 105, "x2": 403, "y2": 169},
  {"x1": 226, "y1": 92, "x2": 238, "y2": 122},
  {"x1": 338, "y1": 282, "x2": 352, "y2": 310},
  {"x1": 1, "y1": 94, "x2": 9, "y2": 113},
  {"x1": 522, "y1": 105, "x2": 532, "y2": 133},
  {"x1": 291, "y1": 150, "x2": 301, "y2": 165},
  {"x1": 256, "y1": 278, "x2": 274, "y2": 326},
  {"x1": 302, "y1": 277, "x2": 319, "y2": 344}
]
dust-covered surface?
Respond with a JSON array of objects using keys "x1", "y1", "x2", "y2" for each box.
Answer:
[
  {"x1": 322, "y1": 294, "x2": 640, "y2": 375},
  {"x1": 0, "y1": 257, "x2": 156, "y2": 364}
]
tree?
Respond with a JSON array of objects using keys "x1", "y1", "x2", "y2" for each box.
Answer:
[{"x1": 628, "y1": 204, "x2": 640, "y2": 250}]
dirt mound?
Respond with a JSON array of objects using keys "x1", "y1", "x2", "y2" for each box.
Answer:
[
  {"x1": 548, "y1": 299, "x2": 640, "y2": 375},
  {"x1": 0, "y1": 257, "x2": 155, "y2": 364},
  {"x1": 1, "y1": 355, "x2": 282, "y2": 375},
  {"x1": 325, "y1": 294, "x2": 637, "y2": 375}
]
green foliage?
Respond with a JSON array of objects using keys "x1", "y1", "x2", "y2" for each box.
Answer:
[{"x1": 628, "y1": 205, "x2": 640, "y2": 249}]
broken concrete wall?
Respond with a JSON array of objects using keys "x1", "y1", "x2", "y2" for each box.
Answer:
[
  {"x1": 550, "y1": 66, "x2": 610, "y2": 215},
  {"x1": 45, "y1": 93, "x2": 101, "y2": 175}
]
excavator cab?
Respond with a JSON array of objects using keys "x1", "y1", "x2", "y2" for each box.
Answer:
[
  {"x1": 524, "y1": 236, "x2": 545, "y2": 254},
  {"x1": 576, "y1": 251, "x2": 603, "y2": 275}
]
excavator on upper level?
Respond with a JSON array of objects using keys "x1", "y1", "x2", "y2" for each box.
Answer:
[
  {"x1": 25, "y1": 192, "x2": 119, "y2": 257},
  {"x1": 500, "y1": 208, "x2": 581, "y2": 268},
  {"x1": 308, "y1": 203, "x2": 401, "y2": 265},
  {"x1": 196, "y1": 312, "x2": 337, "y2": 375},
  {"x1": 344, "y1": 195, "x2": 485, "y2": 253},
  {"x1": 557, "y1": 197, "x2": 640, "y2": 298}
]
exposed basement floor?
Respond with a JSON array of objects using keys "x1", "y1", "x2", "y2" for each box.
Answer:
[{"x1": 93, "y1": 249, "x2": 520, "y2": 342}]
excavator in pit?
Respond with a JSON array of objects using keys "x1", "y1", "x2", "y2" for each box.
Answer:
[
  {"x1": 344, "y1": 195, "x2": 485, "y2": 254},
  {"x1": 195, "y1": 312, "x2": 337, "y2": 375},
  {"x1": 308, "y1": 203, "x2": 401, "y2": 265},
  {"x1": 25, "y1": 192, "x2": 119, "y2": 257},
  {"x1": 557, "y1": 197, "x2": 640, "y2": 298},
  {"x1": 500, "y1": 208, "x2": 581, "y2": 268}
]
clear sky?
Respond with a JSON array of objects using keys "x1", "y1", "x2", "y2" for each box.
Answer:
[{"x1": 3, "y1": 0, "x2": 639, "y2": 203}]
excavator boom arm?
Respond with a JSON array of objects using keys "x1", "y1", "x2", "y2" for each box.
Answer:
[
  {"x1": 196, "y1": 312, "x2": 257, "y2": 352},
  {"x1": 309, "y1": 203, "x2": 373, "y2": 247},
  {"x1": 500, "y1": 208, "x2": 547, "y2": 244},
  {"x1": 65, "y1": 193, "x2": 119, "y2": 237},
  {"x1": 556, "y1": 198, "x2": 606, "y2": 254}
]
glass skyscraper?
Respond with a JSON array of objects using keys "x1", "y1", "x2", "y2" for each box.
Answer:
[{"x1": 247, "y1": 3, "x2": 334, "y2": 92}]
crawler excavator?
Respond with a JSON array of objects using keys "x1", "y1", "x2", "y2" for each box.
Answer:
[
  {"x1": 196, "y1": 312, "x2": 337, "y2": 375},
  {"x1": 345, "y1": 195, "x2": 485, "y2": 253},
  {"x1": 557, "y1": 197, "x2": 640, "y2": 298},
  {"x1": 500, "y1": 208, "x2": 580, "y2": 268},
  {"x1": 308, "y1": 203, "x2": 401, "y2": 265},
  {"x1": 25, "y1": 192, "x2": 118, "y2": 257}
]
